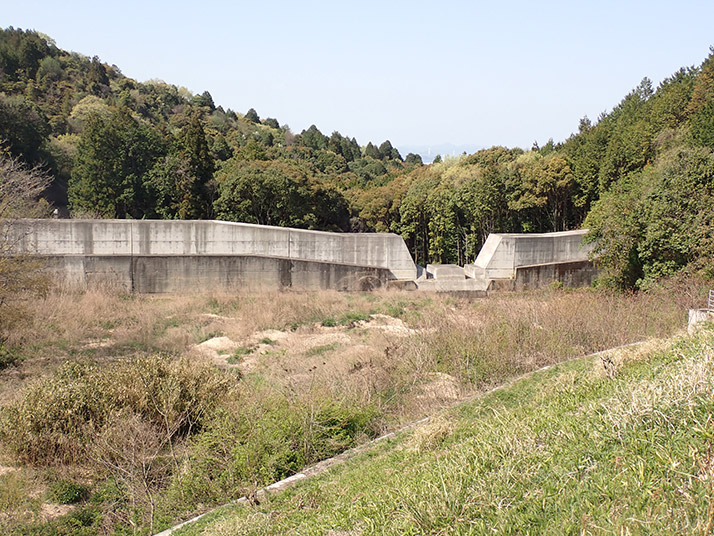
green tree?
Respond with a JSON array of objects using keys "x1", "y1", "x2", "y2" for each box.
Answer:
[
  {"x1": 214, "y1": 159, "x2": 349, "y2": 230},
  {"x1": 299, "y1": 125, "x2": 328, "y2": 151},
  {"x1": 175, "y1": 114, "x2": 215, "y2": 218},
  {"x1": 263, "y1": 117, "x2": 280, "y2": 129},
  {"x1": 87, "y1": 56, "x2": 110, "y2": 96},
  {"x1": 193, "y1": 91, "x2": 215, "y2": 111},
  {"x1": 146, "y1": 154, "x2": 202, "y2": 219},
  {"x1": 398, "y1": 171, "x2": 433, "y2": 264},
  {"x1": 0, "y1": 94, "x2": 50, "y2": 166},
  {"x1": 364, "y1": 142, "x2": 380, "y2": 159},
  {"x1": 69, "y1": 107, "x2": 163, "y2": 218},
  {"x1": 405, "y1": 153, "x2": 423, "y2": 166},
  {"x1": 585, "y1": 145, "x2": 714, "y2": 288},
  {"x1": 508, "y1": 152, "x2": 576, "y2": 232},
  {"x1": 378, "y1": 140, "x2": 394, "y2": 160},
  {"x1": 245, "y1": 108, "x2": 260, "y2": 123},
  {"x1": 348, "y1": 157, "x2": 387, "y2": 182},
  {"x1": 214, "y1": 160, "x2": 313, "y2": 227}
]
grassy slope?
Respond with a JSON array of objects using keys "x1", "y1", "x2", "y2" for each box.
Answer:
[{"x1": 177, "y1": 326, "x2": 714, "y2": 536}]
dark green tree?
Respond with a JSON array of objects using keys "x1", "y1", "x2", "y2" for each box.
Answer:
[
  {"x1": 245, "y1": 108, "x2": 260, "y2": 123},
  {"x1": 213, "y1": 158, "x2": 350, "y2": 230},
  {"x1": 174, "y1": 114, "x2": 215, "y2": 218},
  {"x1": 348, "y1": 157, "x2": 387, "y2": 182},
  {"x1": 146, "y1": 154, "x2": 202, "y2": 219},
  {"x1": 69, "y1": 107, "x2": 163, "y2": 218},
  {"x1": 299, "y1": 125, "x2": 328, "y2": 150},
  {"x1": 378, "y1": 140, "x2": 399, "y2": 160},
  {"x1": 405, "y1": 153, "x2": 423, "y2": 165},
  {"x1": 263, "y1": 117, "x2": 280, "y2": 129},
  {"x1": 363, "y1": 142, "x2": 380, "y2": 159},
  {"x1": 213, "y1": 160, "x2": 313, "y2": 227},
  {"x1": 584, "y1": 145, "x2": 714, "y2": 288},
  {"x1": 193, "y1": 91, "x2": 215, "y2": 111},
  {"x1": 0, "y1": 94, "x2": 50, "y2": 166},
  {"x1": 87, "y1": 56, "x2": 110, "y2": 96}
]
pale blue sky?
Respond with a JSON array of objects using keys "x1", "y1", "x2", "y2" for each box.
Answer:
[{"x1": 3, "y1": 1, "x2": 714, "y2": 154}]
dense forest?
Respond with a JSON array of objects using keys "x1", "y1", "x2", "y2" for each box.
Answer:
[{"x1": 1, "y1": 27, "x2": 713, "y2": 289}]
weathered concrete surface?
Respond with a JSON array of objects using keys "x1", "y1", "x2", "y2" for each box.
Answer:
[
  {"x1": 466, "y1": 230, "x2": 594, "y2": 281},
  {"x1": 688, "y1": 309, "x2": 714, "y2": 335},
  {"x1": 493, "y1": 260, "x2": 598, "y2": 291},
  {"x1": 8, "y1": 221, "x2": 598, "y2": 293},
  {"x1": 8, "y1": 219, "x2": 417, "y2": 281},
  {"x1": 415, "y1": 279, "x2": 488, "y2": 295},
  {"x1": 431, "y1": 230, "x2": 597, "y2": 292},
  {"x1": 43, "y1": 255, "x2": 389, "y2": 293},
  {"x1": 425, "y1": 264, "x2": 466, "y2": 280}
]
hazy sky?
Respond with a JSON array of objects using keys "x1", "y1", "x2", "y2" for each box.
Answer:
[{"x1": 4, "y1": 1, "x2": 714, "y2": 153}]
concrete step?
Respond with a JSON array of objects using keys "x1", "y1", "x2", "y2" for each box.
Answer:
[
  {"x1": 464, "y1": 263, "x2": 486, "y2": 279},
  {"x1": 425, "y1": 264, "x2": 466, "y2": 280}
]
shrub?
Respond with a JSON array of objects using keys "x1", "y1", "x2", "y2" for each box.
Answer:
[
  {"x1": 0, "y1": 343, "x2": 20, "y2": 370},
  {"x1": 0, "y1": 355, "x2": 233, "y2": 465},
  {"x1": 49, "y1": 480, "x2": 90, "y2": 504}
]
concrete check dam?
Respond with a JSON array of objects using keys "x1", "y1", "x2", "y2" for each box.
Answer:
[{"x1": 6, "y1": 220, "x2": 597, "y2": 293}]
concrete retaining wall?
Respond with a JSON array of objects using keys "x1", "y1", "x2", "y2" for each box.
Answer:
[
  {"x1": 486, "y1": 260, "x2": 598, "y2": 291},
  {"x1": 43, "y1": 255, "x2": 389, "y2": 293},
  {"x1": 470, "y1": 230, "x2": 594, "y2": 281},
  {"x1": 8, "y1": 219, "x2": 417, "y2": 281}
]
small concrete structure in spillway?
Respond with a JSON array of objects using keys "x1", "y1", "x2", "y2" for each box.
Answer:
[{"x1": 6, "y1": 220, "x2": 597, "y2": 293}]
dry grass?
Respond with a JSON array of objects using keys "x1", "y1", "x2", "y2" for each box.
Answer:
[
  {"x1": 0, "y1": 283, "x2": 700, "y2": 535},
  {"x1": 0, "y1": 286, "x2": 689, "y2": 412}
]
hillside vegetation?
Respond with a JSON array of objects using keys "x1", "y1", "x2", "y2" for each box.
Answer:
[
  {"x1": 175, "y1": 324, "x2": 714, "y2": 536},
  {"x1": 1, "y1": 27, "x2": 714, "y2": 288}
]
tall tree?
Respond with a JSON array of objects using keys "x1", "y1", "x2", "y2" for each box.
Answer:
[
  {"x1": 87, "y1": 56, "x2": 110, "y2": 96},
  {"x1": 69, "y1": 107, "x2": 163, "y2": 218},
  {"x1": 175, "y1": 114, "x2": 215, "y2": 218},
  {"x1": 244, "y1": 108, "x2": 260, "y2": 123},
  {"x1": 299, "y1": 125, "x2": 328, "y2": 151},
  {"x1": 364, "y1": 142, "x2": 380, "y2": 159}
]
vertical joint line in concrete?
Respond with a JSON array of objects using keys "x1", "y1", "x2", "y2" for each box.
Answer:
[{"x1": 130, "y1": 221, "x2": 135, "y2": 293}]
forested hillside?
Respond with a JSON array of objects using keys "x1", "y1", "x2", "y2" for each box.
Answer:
[{"x1": 1, "y1": 27, "x2": 713, "y2": 288}]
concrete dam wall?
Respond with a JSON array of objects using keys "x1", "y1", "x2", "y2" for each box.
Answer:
[
  {"x1": 470, "y1": 229, "x2": 594, "y2": 280},
  {"x1": 7, "y1": 220, "x2": 417, "y2": 292},
  {"x1": 422, "y1": 230, "x2": 597, "y2": 292},
  {"x1": 7, "y1": 220, "x2": 596, "y2": 293}
]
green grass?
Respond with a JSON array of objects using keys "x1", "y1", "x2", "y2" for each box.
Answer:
[
  {"x1": 176, "y1": 327, "x2": 714, "y2": 535},
  {"x1": 305, "y1": 343, "x2": 339, "y2": 357},
  {"x1": 197, "y1": 330, "x2": 224, "y2": 343},
  {"x1": 226, "y1": 345, "x2": 254, "y2": 364},
  {"x1": 321, "y1": 311, "x2": 372, "y2": 328}
]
